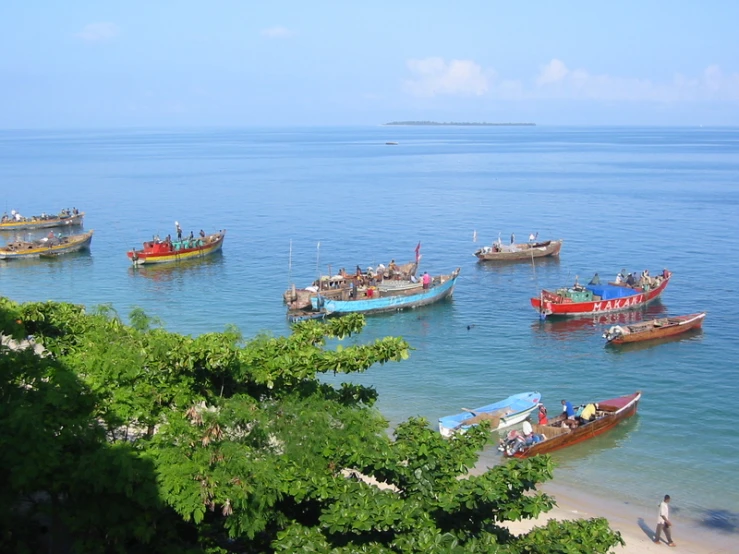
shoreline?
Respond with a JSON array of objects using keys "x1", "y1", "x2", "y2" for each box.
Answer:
[{"x1": 498, "y1": 477, "x2": 736, "y2": 553}]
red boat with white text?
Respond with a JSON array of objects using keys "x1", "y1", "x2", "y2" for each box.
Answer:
[{"x1": 531, "y1": 270, "x2": 671, "y2": 318}]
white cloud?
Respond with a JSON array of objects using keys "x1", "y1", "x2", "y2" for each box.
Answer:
[
  {"x1": 261, "y1": 26, "x2": 293, "y2": 39},
  {"x1": 76, "y1": 22, "x2": 119, "y2": 43},
  {"x1": 533, "y1": 59, "x2": 739, "y2": 102},
  {"x1": 404, "y1": 58, "x2": 490, "y2": 97},
  {"x1": 537, "y1": 59, "x2": 569, "y2": 85},
  {"x1": 402, "y1": 56, "x2": 739, "y2": 103}
]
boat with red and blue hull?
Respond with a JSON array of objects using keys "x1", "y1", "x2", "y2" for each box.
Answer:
[{"x1": 531, "y1": 271, "x2": 671, "y2": 319}]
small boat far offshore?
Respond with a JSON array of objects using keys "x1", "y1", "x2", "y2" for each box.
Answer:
[
  {"x1": 475, "y1": 239, "x2": 563, "y2": 262},
  {"x1": 0, "y1": 211, "x2": 84, "y2": 231},
  {"x1": 127, "y1": 230, "x2": 226, "y2": 266},
  {"x1": 604, "y1": 312, "x2": 705, "y2": 345},
  {"x1": 438, "y1": 391, "x2": 541, "y2": 437},
  {"x1": 0, "y1": 230, "x2": 93, "y2": 260},
  {"x1": 531, "y1": 270, "x2": 671, "y2": 318}
]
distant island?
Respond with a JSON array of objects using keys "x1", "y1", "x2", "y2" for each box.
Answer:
[{"x1": 383, "y1": 121, "x2": 535, "y2": 126}]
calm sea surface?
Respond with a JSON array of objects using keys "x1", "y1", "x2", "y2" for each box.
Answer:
[{"x1": 1, "y1": 126, "x2": 738, "y2": 531}]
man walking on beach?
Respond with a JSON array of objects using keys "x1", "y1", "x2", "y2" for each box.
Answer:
[{"x1": 655, "y1": 494, "x2": 676, "y2": 546}]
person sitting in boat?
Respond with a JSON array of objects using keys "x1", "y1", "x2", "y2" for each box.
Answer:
[
  {"x1": 376, "y1": 264, "x2": 385, "y2": 281},
  {"x1": 73, "y1": 207, "x2": 79, "y2": 215},
  {"x1": 589, "y1": 273, "x2": 601, "y2": 285},
  {"x1": 537, "y1": 404, "x2": 548, "y2": 425},
  {"x1": 388, "y1": 260, "x2": 399, "y2": 279},
  {"x1": 626, "y1": 272, "x2": 637, "y2": 287},
  {"x1": 577, "y1": 403, "x2": 597, "y2": 424},
  {"x1": 355, "y1": 265, "x2": 362, "y2": 278},
  {"x1": 0, "y1": 213, "x2": 7, "y2": 223},
  {"x1": 572, "y1": 276, "x2": 585, "y2": 292},
  {"x1": 199, "y1": 229, "x2": 206, "y2": 238}
]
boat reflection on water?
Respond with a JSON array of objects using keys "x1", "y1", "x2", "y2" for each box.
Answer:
[
  {"x1": 128, "y1": 251, "x2": 225, "y2": 283},
  {"x1": 605, "y1": 327, "x2": 704, "y2": 354},
  {"x1": 532, "y1": 302, "x2": 669, "y2": 340},
  {"x1": 544, "y1": 416, "x2": 640, "y2": 469}
]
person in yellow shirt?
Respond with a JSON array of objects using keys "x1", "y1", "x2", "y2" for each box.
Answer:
[{"x1": 578, "y1": 403, "x2": 597, "y2": 423}]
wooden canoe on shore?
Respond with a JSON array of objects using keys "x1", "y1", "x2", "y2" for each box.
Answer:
[
  {"x1": 0, "y1": 230, "x2": 93, "y2": 259},
  {"x1": 604, "y1": 312, "x2": 705, "y2": 344},
  {"x1": 503, "y1": 391, "x2": 641, "y2": 459},
  {"x1": 475, "y1": 239, "x2": 563, "y2": 262}
]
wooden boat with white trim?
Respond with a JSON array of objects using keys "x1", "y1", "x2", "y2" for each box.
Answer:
[
  {"x1": 475, "y1": 239, "x2": 563, "y2": 262},
  {"x1": 0, "y1": 230, "x2": 93, "y2": 260},
  {"x1": 127, "y1": 230, "x2": 225, "y2": 266},
  {"x1": 604, "y1": 312, "x2": 705, "y2": 344},
  {"x1": 531, "y1": 270, "x2": 671, "y2": 318},
  {"x1": 0, "y1": 211, "x2": 84, "y2": 231},
  {"x1": 503, "y1": 391, "x2": 641, "y2": 459}
]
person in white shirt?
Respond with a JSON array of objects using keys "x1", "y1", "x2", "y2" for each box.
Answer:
[{"x1": 654, "y1": 494, "x2": 676, "y2": 546}]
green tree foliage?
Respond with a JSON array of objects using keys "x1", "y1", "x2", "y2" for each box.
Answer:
[{"x1": 0, "y1": 299, "x2": 624, "y2": 553}]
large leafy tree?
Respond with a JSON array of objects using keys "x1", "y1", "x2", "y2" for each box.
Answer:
[{"x1": 0, "y1": 298, "x2": 623, "y2": 553}]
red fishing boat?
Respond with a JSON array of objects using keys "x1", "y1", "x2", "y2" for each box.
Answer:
[
  {"x1": 502, "y1": 391, "x2": 641, "y2": 459},
  {"x1": 531, "y1": 270, "x2": 671, "y2": 318},
  {"x1": 604, "y1": 312, "x2": 705, "y2": 345},
  {"x1": 127, "y1": 230, "x2": 225, "y2": 266}
]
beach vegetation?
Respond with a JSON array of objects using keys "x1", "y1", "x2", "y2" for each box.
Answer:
[{"x1": 0, "y1": 299, "x2": 624, "y2": 553}]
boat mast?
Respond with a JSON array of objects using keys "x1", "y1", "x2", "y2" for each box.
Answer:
[{"x1": 287, "y1": 239, "x2": 292, "y2": 288}]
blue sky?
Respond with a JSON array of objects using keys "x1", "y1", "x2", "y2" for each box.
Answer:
[{"x1": 2, "y1": 1, "x2": 739, "y2": 127}]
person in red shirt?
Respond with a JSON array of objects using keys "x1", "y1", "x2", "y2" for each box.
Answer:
[{"x1": 537, "y1": 404, "x2": 548, "y2": 425}]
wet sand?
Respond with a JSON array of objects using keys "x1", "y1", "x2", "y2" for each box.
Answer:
[{"x1": 504, "y1": 481, "x2": 736, "y2": 553}]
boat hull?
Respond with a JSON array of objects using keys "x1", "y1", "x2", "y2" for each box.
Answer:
[
  {"x1": 606, "y1": 312, "x2": 705, "y2": 344},
  {"x1": 0, "y1": 231, "x2": 93, "y2": 259},
  {"x1": 311, "y1": 269, "x2": 460, "y2": 315},
  {"x1": 475, "y1": 240, "x2": 563, "y2": 262},
  {"x1": 439, "y1": 392, "x2": 541, "y2": 437},
  {"x1": 0, "y1": 213, "x2": 84, "y2": 231},
  {"x1": 128, "y1": 232, "x2": 225, "y2": 266},
  {"x1": 507, "y1": 392, "x2": 641, "y2": 459},
  {"x1": 531, "y1": 276, "x2": 670, "y2": 318}
]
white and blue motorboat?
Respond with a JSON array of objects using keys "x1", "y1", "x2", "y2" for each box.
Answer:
[
  {"x1": 438, "y1": 391, "x2": 541, "y2": 437},
  {"x1": 310, "y1": 268, "x2": 460, "y2": 315}
]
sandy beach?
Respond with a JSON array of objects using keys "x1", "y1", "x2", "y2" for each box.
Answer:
[{"x1": 504, "y1": 481, "x2": 736, "y2": 553}]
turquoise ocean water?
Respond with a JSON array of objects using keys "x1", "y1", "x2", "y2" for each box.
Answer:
[{"x1": 1, "y1": 126, "x2": 738, "y2": 532}]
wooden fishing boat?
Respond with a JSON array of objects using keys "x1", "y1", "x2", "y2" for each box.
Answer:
[
  {"x1": 0, "y1": 211, "x2": 84, "y2": 231},
  {"x1": 306, "y1": 268, "x2": 460, "y2": 316},
  {"x1": 127, "y1": 231, "x2": 225, "y2": 266},
  {"x1": 438, "y1": 392, "x2": 541, "y2": 437},
  {"x1": 604, "y1": 312, "x2": 705, "y2": 344},
  {"x1": 475, "y1": 239, "x2": 563, "y2": 262},
  {"x1": 0, "y1": 230, "x2": 93, "y2": 260},
  {"x1": 531, "y1": 270, "x2": 671, "y2": 318},
  {"x1": 503, "y1": 391, "x2": 641, "y2": 459}
]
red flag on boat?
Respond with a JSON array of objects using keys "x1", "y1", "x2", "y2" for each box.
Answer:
[{"x1": 415, "y1": 241, "x2": 421, "y2": 263}]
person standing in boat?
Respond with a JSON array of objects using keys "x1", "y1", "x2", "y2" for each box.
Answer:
[
  {"x1": 510, "y1": 233, "x2": 515, "y2": 245},
  {"x1": 175, "y1": 222, "x2": 182, "y2": 240},
  {"x1": 199, "y1": 229, "x2": 206, "y2": 238},
  {"x1": 422, "y1": 271, "x2": 431, "y2": 290},
  {"x1": 589, "y1": 273, "x2": 601, "y2": 285}
]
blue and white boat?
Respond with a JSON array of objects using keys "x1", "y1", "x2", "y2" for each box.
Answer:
[
  {"x1": 438, "y1": 391, "x2": 542, "y2": 437},
  {"x1": 310, "y1": 268, "x2": 460, "y2": 315}
]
